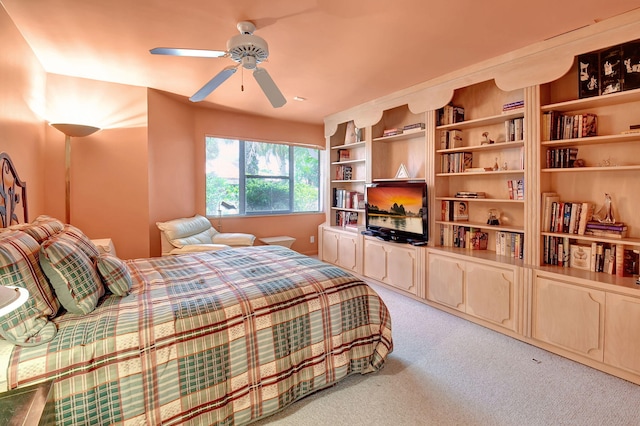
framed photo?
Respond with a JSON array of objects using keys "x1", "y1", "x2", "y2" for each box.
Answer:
[
  {"x1": 622, "y1": 41, "x2": 640, "y2": 91},
  {"x1": 600, "y1": 46, "x2": 622, "y2": 95},
  {"x1": 578, "y1": 52, "x2": 600, "y2": 98}
]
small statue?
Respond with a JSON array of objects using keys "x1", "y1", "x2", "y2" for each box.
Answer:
[
  {"x1": 481, "y1": 131, "x2": 494, "y2": 145},
  {"x1": 492, "y1": 157, "x2": 499, "y2": 171},
  {"x1": 592, "y1": 193, "x2": 615, "y2": 224}
]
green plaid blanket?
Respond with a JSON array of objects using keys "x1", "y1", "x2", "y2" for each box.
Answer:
[{"x1": 7, "y1": 246, "x2": 392, "y2": 425}]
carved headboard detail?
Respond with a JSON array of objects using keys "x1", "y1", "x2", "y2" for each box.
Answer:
[{"x1": 0, "y1": 152, "x2": 28, "y2": 227}]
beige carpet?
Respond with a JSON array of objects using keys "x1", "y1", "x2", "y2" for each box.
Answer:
[{"x1": 254, "y1": 281, "x2": 640, "y2": 426}]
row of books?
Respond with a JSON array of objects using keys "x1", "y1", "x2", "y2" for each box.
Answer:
[
  {"x1": 507, "y1": 179, "x2": 524, "y2": 200},
  {"x1": 332, "y1": 189, "x2": 364, "y2": 210},
  {"x1": 545, "y1": 147, "x2": 579, "y2": 168},
  {"x1": 437, "y1": 104, "x2": 465, "y2": 126},
  {"x1": 441, "y1": 152, "x2": 472, "y2": 173},
  {"x1": 335, "y1": 165, "x2": 353, "y2": 180},
  {"x1": 439, "y1": 129, "x2": 463, "y2": 149},
  {"x1": 439, "y1": 226, "x2": 488, "y2": 250},
  {"x1": 541, "y1": 111, "x2": 597, "y2": 141},
  {"x1": 504, "y1": 117, "x2": 525, "y2": 142},
  {"x1": 541, "y1": 193, "x2": 594, "y2": 235},
  {"x1": 496, "y1": 231, "x2": 524, "y2": 259},
  {"x1": 544, "y1": 237, "x2": 639, "y2": 276},
  {"x1": 335, "y1": 211, "x2": 358, "y2": 228},
  {"x1": 441, "y1": 200, "x2": 469, "y2": 221}
]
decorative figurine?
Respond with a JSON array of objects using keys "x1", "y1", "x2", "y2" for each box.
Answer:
[
  {"x1": 481, "y1": 131, "x2": 495, "y2": 145},
  {"x1": 593, "y1": 193, "x2": 615, "y2": 224},
  {"x1": 492, "y1": 157, "x2": 499, "y2": 171}
]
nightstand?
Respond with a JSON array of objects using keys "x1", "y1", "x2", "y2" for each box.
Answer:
[
  {"x1": 0, "y1": 380, "x2": 55, "y2": 425},
  {"x1": 91, "y1": 238, "x2": 117, "y2": 256}
]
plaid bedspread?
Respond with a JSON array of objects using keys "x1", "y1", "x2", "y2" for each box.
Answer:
[{"x1": 6, "y1": 246, "x2": 392, "y2": 425}]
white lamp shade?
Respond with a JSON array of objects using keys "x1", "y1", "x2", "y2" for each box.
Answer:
[{"x1": 0, "y1": 286, "x2": 29, "y2": 317}]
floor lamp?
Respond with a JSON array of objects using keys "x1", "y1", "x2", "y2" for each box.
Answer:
[{"x1": 50, "y1": 123, "x2": 100, "y2": 224}]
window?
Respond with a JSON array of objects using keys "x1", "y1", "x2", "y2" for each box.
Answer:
[{"x1": 205, "y1": 137, "x2": 321, "y2": 216}]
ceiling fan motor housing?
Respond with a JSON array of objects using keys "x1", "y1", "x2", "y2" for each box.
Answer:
[{"x1": 227, "y1": 33, "x2": 269, "y2": 66}]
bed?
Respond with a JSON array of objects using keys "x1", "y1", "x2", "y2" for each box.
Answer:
[{"x1": 0, "y1": 152, "x2": 393, "y2": 425}]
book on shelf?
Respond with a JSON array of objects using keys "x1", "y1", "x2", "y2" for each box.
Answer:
[
  {"x1": 502, "y1": 100, "x2": 524, "y2": 111},
  {"x1": 570, "y1": 244, "x2": 592, "y2": 271},
  {"x1": 452, "y1": 201, "x2": 469, "y2": 221},
  {"x1": 403, "y1": 122, "x2": 425, "y2": 132},
  {"x1": 584, "y1": 228, "x2": 628, "y2": 239},
  {"x1": 335, "y1": 165, "x2": 352, "y2": 180},
  {"x1": 337, "y1": 149, "x2": 350, "y2": 162},
  {"x1": 541, "y1": 193, "x2": 559, "y2": 232},
  {"x1": 382, "y1": 128, "x2": 403, "y2": 137},
  {"x1": 507, "y1": 180, "x2": 524, "y2": 200},
  {"x1": 470, "y1": 231, "x2": 488, "y2": 250},
  {"x1": 495, "y1": 231, "x2": 524, "y2": 258},
  {"x1": 622, "y1": 249, "x2": 640, "y2": 277}
]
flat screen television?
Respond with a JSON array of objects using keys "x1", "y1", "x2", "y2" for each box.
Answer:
[{"x1": 364, "y1": 181, "x2": 428, "y2": 244}]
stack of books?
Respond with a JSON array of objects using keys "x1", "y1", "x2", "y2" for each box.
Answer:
[
  {"x1": 455, "y1": 191, "x2": 486, "y2": 199},
  {"x1": 403, "y1": 122, "x2": 425, "y2": 133},
  {"x1": 584, "y1": 221, "x2": 627, "y2": 238},
  {"x1": 382, "y1": 128, "x2": 403, "y2": 137}
]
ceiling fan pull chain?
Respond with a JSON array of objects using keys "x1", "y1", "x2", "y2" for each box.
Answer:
[{"x1": 241, "y1": 66, "x2": 244, "y2": 91}]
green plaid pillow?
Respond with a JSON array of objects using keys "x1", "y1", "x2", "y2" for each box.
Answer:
[
  {"x1": 96, "y1": 253, "x2": 132, "y2": 296},
  {"x1": 0, "y1": 230, "x2": 58, "y2": 346},
  {"x1": 40, "y1": 238, "x2": 105, "y2": 315},
  {"x1": 9, "y1": 215, "x2": 64, "y2": 244},
  {"x1": 56, "y1": 224, "x2": 101, "y2": 261},
  {"x1": 0, "y1": 230, "x2": 59, "y2": 317}
]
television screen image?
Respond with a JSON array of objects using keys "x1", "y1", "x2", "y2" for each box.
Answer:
[{"x1": 365, "y1": 182, "x2": 428, "y2": 243}]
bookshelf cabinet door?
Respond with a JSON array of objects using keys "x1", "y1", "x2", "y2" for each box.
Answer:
[
  {"x1": 320, "y1": 228, "x2": 339, "y2": 265},
  {"x1": 465, "y1": 262, "x2": 517, "y2": 332},
  {"x1": 426, "y1": 252, "x2": 464, "y2": 311},
  {"x1": 363, "y1": 239, "x2": 388, "y2": 283},
  {"x1": 604, "y1": 293, "x2": 640, "y2": 376},
  {"x1": 532, "y1": 274, "x2": 605, "y2": 362},
  {"x1": 385, "y1": 245, "x2": 417, "y2": 294},
  {"x1": 337, "y1": 232, "x2": 359, "y2": 272}
]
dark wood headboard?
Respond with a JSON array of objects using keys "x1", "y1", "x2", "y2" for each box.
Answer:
[{"x1": 0, "y1": 152, "x2": 28, "y2": 227}]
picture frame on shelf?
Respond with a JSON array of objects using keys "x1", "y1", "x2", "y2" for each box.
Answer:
[
  {"x1": 600, "y1": 45, "x2": 623, "y2": 95},
  {"x1": 578, "y1": 52, "x2": 600, "y2": 98},
  {"x1": 622, "y1": 40, "x2": 640, "y2": 91}
]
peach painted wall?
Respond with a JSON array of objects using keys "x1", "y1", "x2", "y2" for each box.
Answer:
[
  {"x1": 193, "y1": 106, "x2": 326, "y2": 256},
  {"x1": 44, "y1": 74, "x2": 150, "y2": 259},
  {"x1": 147, "y1": 90, "x2": 196, "y2": 257},
  {"x1": 0, "y1": 6, "x2": 47, "y2": 220}
]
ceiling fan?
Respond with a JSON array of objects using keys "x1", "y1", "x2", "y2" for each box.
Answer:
[{"x1": 150, "y1": 21, "x2": 286, "y2": 108}]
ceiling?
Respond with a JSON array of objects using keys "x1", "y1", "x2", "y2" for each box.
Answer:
[{"x1": 3, "y1": 0, "x2": 640, "y2": 125}]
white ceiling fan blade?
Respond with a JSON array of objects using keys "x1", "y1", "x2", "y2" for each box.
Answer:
[
  {"x1": 253, "y1": 67, "x2": 286, "y2": 108},
  {"x1": 189, "y1": 65, "x2": 239, "y2": 102},
  {"x1": 150, "y1": 47, "x2": 227, "y2": 58}
]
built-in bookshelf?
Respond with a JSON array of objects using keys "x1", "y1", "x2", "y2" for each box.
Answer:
[{"x1": 433, "y1": 79, "x2": 526, "y2": 264}]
